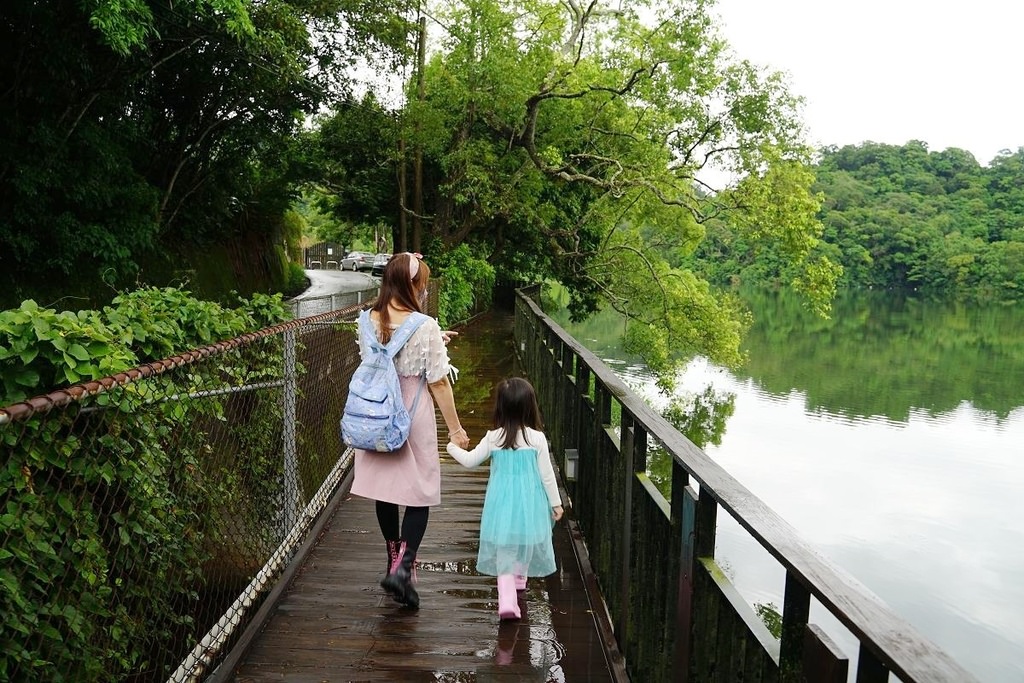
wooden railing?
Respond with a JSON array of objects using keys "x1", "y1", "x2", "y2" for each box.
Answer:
[{"x1": 514, "y1": 288, "x2": 977, "y2": 683}]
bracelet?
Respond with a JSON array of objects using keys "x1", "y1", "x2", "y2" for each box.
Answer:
[{"x1": 451, "y1": 427, "x2": 466, "y2": 436}]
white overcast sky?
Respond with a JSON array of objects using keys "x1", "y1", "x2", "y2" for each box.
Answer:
[{"x1": 713, "y1": 0, "x2": 1022, "y2": 166}]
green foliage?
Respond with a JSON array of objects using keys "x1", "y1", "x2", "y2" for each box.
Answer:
[
  {"x1": 0, "y1": 287, "x2": 290, "y2": 680},
  {"x1": 0, "y1": 0, "x2": 415, "y2": 307},
  {"x1": 754, "y1": 601, "x2": 783, "y2": 639},
  {"x1": 309, "y1": 0, "x2": 835, "y2": 379},
  {"x1": 0, "y1": 405, "x2": 207, "y2": 681},
  {"x1": 308, "y1": 95, "x2": 403, "y2": 235},
  {"x1": 660, "y1": 387, "x2": 737, "y2": 450},
  {"x1": 0, "y1": 301, "x2": 136, "y2": 402},
  {"x1": 292, "y1": 190, "x2": 352, "y2": 247},
  {"x1": 812, "y1": 141, "x2": 1021, "y2": 299},
  {"x1": 281, "y1": 209, "x2": 306, "y2": 264},
  {"x1": 1, "y1": 286, "x2": 289, "y2": 405},
  {"x1": 738, "y1": 287, "x2": 1024, "y2": 422},
  {"x1": 433, "y1": 244, "x2": 496, "y2": 328},
  {"x1": 284, "y1": 262, "x2": 310, "y2": 297},
  {"x1": 693, "y1": 141, "x2": 1024, "y2": 303},
  {"x1": 82, "y1": 0, "x2": 255, "y2": 56},
  {"x1": 642, "y1": 386, "x2": 736, "y2": 496}
]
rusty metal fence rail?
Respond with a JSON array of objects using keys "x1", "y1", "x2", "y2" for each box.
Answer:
[{"x1": 0, "y1": 301, "x2": 368, "y2": 682}]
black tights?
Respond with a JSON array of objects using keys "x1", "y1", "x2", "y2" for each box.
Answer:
[{"x1": 375, "y1": 501, "x2": 429, "y2": 553}]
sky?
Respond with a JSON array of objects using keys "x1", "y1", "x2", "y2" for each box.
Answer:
[{"x1": 712, "y1": 0, "x2": 1023, "y2": 166}]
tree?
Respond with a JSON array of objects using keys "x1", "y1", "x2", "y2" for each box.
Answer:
[
  {"x1": 0, "y1": 0, "x2": 415, "y2": 307},
  {"x1": 319, "y1": 0, "x2": 839, "y2": 377},
  {"x1": 807, "y1": 142, "x2": 1024, "y2": 301}
]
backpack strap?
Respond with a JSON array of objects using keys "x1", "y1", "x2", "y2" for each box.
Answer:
[
  {"x1": 357, "y1": 308, "x2": 379, "y2": 350},
  {"x1": 383, "y1": 311, "x2": 429, "y2": 358},
  {"x1": 361, "y1": 309, "x2": 431, "y2": 418},
  {"x1": 386, "y1": 311, "x2": 430, "y2": 419}
]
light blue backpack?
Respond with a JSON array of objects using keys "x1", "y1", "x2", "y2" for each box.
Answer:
[{"x1": 340, "y1": 309, "x2": 429, "y2": 452}]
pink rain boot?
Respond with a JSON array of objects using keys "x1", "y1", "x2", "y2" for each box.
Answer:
[
  {"x1": 381, "y1": 541, "x2": 420, "y2": 609},
  {"x1": 513, "y1": 562, "x2": 527, "y2": 590},
  {"x1": 381, "y1": 539, "x2": 403, "y2": 602},
  {"x1": 497, "y1": 574, "x2": 521, "y2": 620}
]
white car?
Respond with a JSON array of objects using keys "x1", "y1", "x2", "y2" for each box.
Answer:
[{"x1": 340, "y1": 251, "x2": 374, "y2": 271}]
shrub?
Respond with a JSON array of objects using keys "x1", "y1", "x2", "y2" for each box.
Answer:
[
  {"x1": 432, "y1": 244, "x2": 495, "y2": 328},
  {"x1": 0, "y1": 287, "x2": 290, "y2": 680}
]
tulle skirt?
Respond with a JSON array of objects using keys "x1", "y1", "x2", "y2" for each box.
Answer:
[{"x1": 476, "y1": 448, "x2": 556, "y2": 577}]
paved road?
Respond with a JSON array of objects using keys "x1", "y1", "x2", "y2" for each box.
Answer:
[
  {"x1": 292, "y1": 268, "x2": 378, "y2": 299},
  {"x1": 288, "y1": 269, "x2": 380, "y2": 318}
]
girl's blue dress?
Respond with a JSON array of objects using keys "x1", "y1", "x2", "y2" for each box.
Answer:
[{"x1": 476, "y1": 448, "x2": 556, "y2": 577}]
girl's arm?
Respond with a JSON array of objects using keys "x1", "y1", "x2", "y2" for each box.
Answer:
[
  {"x1": 446, "y1": 430, "x2": 494, "y2": 468},
  {"x1": 535, "y1": 433, "x2": 562, "y2": 508}
]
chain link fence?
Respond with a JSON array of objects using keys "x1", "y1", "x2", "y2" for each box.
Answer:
[{"x1": 1, "y1": 295, "x2": 375, "y2": 682}]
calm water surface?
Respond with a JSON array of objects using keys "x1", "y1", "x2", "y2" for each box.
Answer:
[{"x1": 550, "y1": 289, "x2": 1024, "y2": 682}]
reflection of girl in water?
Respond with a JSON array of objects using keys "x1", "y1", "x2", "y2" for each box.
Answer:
[{"x1": 446, "y1": 377, "x2": 563, "y2": 620}]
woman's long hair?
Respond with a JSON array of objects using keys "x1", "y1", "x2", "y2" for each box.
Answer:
[
  {"x1": 493, "y1": 377, "x2": 543, "y2": 449},
  {"x1": 372, "y1": 253, "x2": 430, "y2": 343}
]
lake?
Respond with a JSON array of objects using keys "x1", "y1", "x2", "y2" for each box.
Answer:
[{"x1": 548, "y1": 288, "x2": 1024, "y2": 682}]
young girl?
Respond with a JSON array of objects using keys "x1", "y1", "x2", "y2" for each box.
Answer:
[{"x1": 446, "y1": 377, "x2": 564, "y2": 620}]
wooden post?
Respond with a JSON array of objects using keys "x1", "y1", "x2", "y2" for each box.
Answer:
[
  {"x1": 616, "y1": 411, "x2": 636, "y2": 648},
  {"x1": 675, "y1": 483, "x2": 698, "y2": 681},
  {"x1": 856, "y1": 644, "x2": 889, "y2": 683},
  {"x1": 780, "y1": 571, "x2": 811, "y2": 682},
  {"x1": 695, "y1": 489, "x2": 717, "y2": 558},
  {"x1": 802, "y1": 624, "x2": 849, "y2": 683}
]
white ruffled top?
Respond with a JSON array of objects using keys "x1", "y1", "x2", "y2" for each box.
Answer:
[{"x1": 358, "y1": 314, "x2": 451, "y2": 383}]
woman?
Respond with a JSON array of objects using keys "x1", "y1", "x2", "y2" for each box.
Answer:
[{"x1": 349, "y1": 252, "x2": 470, "y2": 609}]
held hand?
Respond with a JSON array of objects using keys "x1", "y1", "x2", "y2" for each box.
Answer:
[
  {"x1": 552, "y1": 506, "x2": 564, "y2": 522},
  {"x1": 440, "y1": 330, "x2": 458, "y2": 345},
  {"x1": 450, "y1": 427, "x2": 470, "y2": 449}
]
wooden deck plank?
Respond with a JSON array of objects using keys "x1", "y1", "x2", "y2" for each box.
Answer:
[{"x1": 228, "y1": 312, "x2": 615, "y2": 682}]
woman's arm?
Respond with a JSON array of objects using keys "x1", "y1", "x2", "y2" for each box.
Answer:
[{"x1": 428, "y1": 376, "x2": 469, "y2": 448}]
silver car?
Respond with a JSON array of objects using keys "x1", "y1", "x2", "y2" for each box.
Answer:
[
  {"x1": 340, "y1": 251, "x2": 374, "y2": 271},
  {"x1": 370, "y1": 253, "x2": 392, "y2": 276}
]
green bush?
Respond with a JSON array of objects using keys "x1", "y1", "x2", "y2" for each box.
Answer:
[
  {"x1": 433, "y1": 244, "x2": 495, "y2": 328},
  {"x1": 283, "y1": 261, "x2": 309, "y2": 297},
  {"x1": 0, "y1": 287, "x2": 290, "y2": 681}
]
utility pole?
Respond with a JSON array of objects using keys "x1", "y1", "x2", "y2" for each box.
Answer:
[
  {"x1": 397, "y1": 132, "x2": 408, "y2": 253},
  {"x1": 412, "y1": 14, "x2": 426, "y2": 253}
]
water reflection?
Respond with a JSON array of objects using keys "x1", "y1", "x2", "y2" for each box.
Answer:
[{"x1": 738, "y1": 288, "x2": 1024, "y2": 422}]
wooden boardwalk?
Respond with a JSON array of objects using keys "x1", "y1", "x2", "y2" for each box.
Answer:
[{"x1": 226, "y1": 311, "x2": 618, "y2": 682}]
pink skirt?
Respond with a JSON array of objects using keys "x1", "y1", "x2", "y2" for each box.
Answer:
[{"x1": 350, "y1": 375, "x2": 441, "y2": 506}]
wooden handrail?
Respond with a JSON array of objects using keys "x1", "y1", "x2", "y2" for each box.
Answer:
[{"x1": 517, "y1": 290, "x2": 976, "y2": 682}]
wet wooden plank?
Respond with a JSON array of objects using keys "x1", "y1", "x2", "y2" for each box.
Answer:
[{"x1": 228, "y1": 312, "x2": 615, "y2": 682}]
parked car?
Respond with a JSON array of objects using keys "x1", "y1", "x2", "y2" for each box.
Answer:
[
  {"x1": 340, "y1": 251, "x2": 374, "y2": 271},
  {"x1": 370, "y1": 253, "x2": 392, "y2": 276}
]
